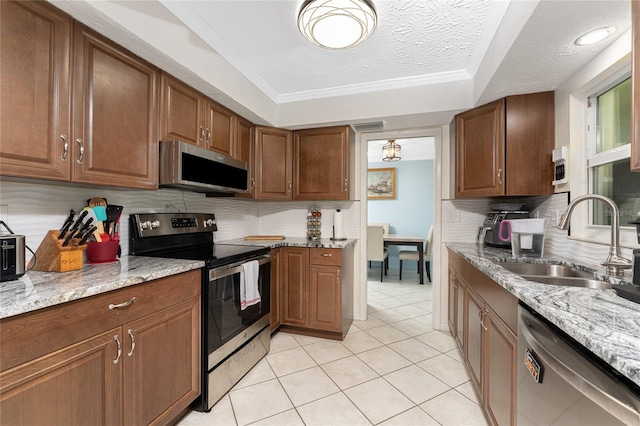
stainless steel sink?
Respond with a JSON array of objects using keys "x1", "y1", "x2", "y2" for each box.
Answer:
[
  {"x1": 521, "y1": 275, "x2": 613, "y2": 290},
  {"x1": 496, "y1": 262, "x2": 594, "y2": 278}
]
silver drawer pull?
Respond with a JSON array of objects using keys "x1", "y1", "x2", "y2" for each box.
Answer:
[
  {"x1": 76, "y1": 138, "x2": 84, "y2": 164},
  {"x1": 321, "y1": 253, "x2": 332, "y2": 257},
  {"x1": 127, "y1": 329, "x2": 135, "y2": 356},
  {"x1": 60, "y1": 134, "x2": 68, "y2": 161},
  {"x1": 109, "y1": 297, "x2": 137, "y2": 310},
  {"x1": 113, "y1": 334, "x2": 121, "y2": 364}
]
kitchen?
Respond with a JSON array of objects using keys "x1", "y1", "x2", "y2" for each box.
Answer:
[{"x1": 1, "y1": 0, "x2": 640, "y2": 425}]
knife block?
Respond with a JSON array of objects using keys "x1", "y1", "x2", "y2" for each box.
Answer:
[{"x1": 29, "y1": 230, "x2": 86, "y2": 272}]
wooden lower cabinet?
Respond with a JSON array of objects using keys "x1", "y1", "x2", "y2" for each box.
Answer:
[
  {"x1": 447, "y1": 249, "x2": 518, "y2": 425},
  {"x1": 279, "y1": 246, "x2": 352, "y2": 339},
  {"x1": 270, "y1": 248, "x2": 282, "y2": 332},
  {"x1": 0, "y1": 270, "x2": 201, "y2": 426}
]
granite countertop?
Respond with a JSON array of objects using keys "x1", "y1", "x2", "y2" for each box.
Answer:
[
  {"x1": 0, "y1": 256, "x2": 204, "y2": 320},
  {"x1": 218, "y1": 237, "x2": 357, "y2": 249},
  {"x1": 447, "y1": 243, "x2": 640, "y2": 388}
]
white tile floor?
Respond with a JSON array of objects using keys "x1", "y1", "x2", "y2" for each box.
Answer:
[{"x1": 178, "y1": 267, "x2": 490, "y2": 426}]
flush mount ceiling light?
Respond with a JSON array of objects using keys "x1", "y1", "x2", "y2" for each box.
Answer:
[
  {"x1": 575, "y1": 26, "x2": 616, "y2": 46},
  {"x1": 298, "y1": 0, "x2": 377, "y2": 49},
  {"x1": 382, "y1": 139, "x2": 401, "y2": 162}
]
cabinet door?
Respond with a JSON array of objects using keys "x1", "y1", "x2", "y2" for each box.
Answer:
[
  {"x1": 72, "y1": 23, "x2": 158, "y2": 189},
  {"x1": 293, "y1": 126, "x2": 351, "y2": 200},
  {"x1": 159, "y1": 72, "x2": 204, "y2": 146},
  {"x1": 632, "y1": 0, "x2": 640, "y2": 172},
  {"x1": 456, "y1": 277, "x2": 465, "y2": 352},
  {"x1": 123, "y1": 297, "x2": 200, "y2": 426},
  {"x1": 0, "y1": 0, "x2": 71, "y2": 181},
  {"x1": 456, "y1": 99, "x2": 505, "y2": 197},
  {"x1": 270, "y1": 248, "x2": 281, "y2": 332},
  {"x1": 309, "y1": 265, "x2": 341, "y2": 332},
  {"x1": 505, "y1": 92, "x2": 555, "y2": 195},
  {"x1": 485, "y1": 308, "x2": 517, "y2": 426},
  {"x1": 0, "y1": 330, "x2": 121, "y2": 426},
  {"x1": 205, "y1": 101, "x2": 234, "y2": 156},
  {"x1": 235, "y1": 116, "x2": 255, "y2": 198},
  {"x1": 281, "y1": 247, "x2": 309, "y2": 326},
  {"x1": 254, "y1": 126, "x2": 293, "y2": 200},
  {"x1": 466, "y1": 287, "x2": 484, "y2": 392}
]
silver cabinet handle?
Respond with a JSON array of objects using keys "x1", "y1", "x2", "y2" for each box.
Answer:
[
  {"x1": 109, "y1": 296, "x2": 137, "y2": 310},
  {"x1": 288, "y1": 180, "x2": 292, "y2": 192},
  {"x1": 75, "y1": 138, "x2": 84, "y2": 164},
  {"x1": 127, "y1": 329, "x2": 135, "y2": 357},
  {"x1": 480, "y1": 308, "x2": 488, "y2": 331},
  {"x1": 251, "y1": 177, "x2": 255, "y2": 190},
  {"x1": 199, "y1": 126, "x2": 205, "y2": 145},
  {"x1": 321, "y1": 253, "x2": 332, "y2": 257},
  {"x1": 60, "y1": 134, "x2": 68, "y2": 161},
  {"x1": 206, "y1": 128, "x2": 211, "y2": 145},
  {"x1": 497, "y1": 168, "x2": 503, "y2": 185},
  {"x1": 113, "y1": 334, "x2": 122, "y2": 364},
  {"x1": 344, "y1": 178, "x2": 348, "y2": 192}
]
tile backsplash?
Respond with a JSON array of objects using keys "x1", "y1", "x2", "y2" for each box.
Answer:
[{"x1": 0, "y1": 181, "x2": 360, "y2": 261}]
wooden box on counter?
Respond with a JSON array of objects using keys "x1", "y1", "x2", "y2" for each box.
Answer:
[{"x1": 29, "y1": 231, "x2": 86, "y2": 272}]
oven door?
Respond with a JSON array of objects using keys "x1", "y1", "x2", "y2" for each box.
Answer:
[{"x1": 204, "y1": 254, "x2": 271, "y2": 369}]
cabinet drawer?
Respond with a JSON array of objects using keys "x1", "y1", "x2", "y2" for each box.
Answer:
[
  {"x1": 309, "y1": 248, "x2": 342, "y2": 266},
  {"x1": 0, "y1": 270, "x2": 201, "y2": 371}
]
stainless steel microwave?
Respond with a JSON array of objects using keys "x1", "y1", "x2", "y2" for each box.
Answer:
[{"x1": 159, "y1": 141, "x2": 248, "y2": 194}]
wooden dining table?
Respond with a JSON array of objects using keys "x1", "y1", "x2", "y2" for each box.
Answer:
[{"x1": 383, "y1": 234, "x2": 426, "y2": 284}]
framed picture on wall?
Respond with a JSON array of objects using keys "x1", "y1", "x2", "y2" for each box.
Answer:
[{"x1": 368, "y1": 168, "x2": 396, "y2": 199}]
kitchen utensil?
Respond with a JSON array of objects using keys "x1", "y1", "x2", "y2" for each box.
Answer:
[
  {"x1": 499, "y1": 218, "x2": 546, "y2": 258},
  {"x1": 92, "y1": 206, "x2": 107, "y2": 234},
  {"x1": 75, "y1": 217, "x2": 94, "y2": 240},
  {"x1": 65, "y1": 210, "x2": 88, "y2": 241},
  {"x1": 82, "y1": 208, "x2": 102, "y2": 242},
  {"x1": 58, "y1": 209, "x2": 76, "y2": 239},
  {"x1": 105, "y1": 205, "x2": 123, "y2": 236},
  {"x1": 78, "y1": 225, "x2": 98, "y2": 246},
  {"x1": 88, "y1": 197, "x2": 107, "y2": 208}
]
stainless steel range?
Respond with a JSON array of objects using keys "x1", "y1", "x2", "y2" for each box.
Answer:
[{"x1": 129, "y1": 212, "x2": 271, "y2": 411}]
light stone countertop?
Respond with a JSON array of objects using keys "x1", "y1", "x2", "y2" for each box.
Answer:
[
  {"x1": 447, "y1": 243, "x2": 640, "y2": 388},
  {"x1": 218, "y1": 237, "x2": 357, "y2": 249},
  {"x1": 0, "y1": 256, "x2": 204, "y2": 320}
]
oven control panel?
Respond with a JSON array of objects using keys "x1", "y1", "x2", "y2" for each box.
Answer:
[{"x1": 130, "y1": 213, "x2": 217, "y2": 238}]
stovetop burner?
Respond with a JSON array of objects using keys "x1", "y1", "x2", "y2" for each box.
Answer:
[{"x1": 129, "y1": 213, "x2": 270, "y2": 268}]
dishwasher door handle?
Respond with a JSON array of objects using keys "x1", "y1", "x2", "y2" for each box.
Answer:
[{"x1": 521, "y1": 316, "x2": 640, "y2": 425}]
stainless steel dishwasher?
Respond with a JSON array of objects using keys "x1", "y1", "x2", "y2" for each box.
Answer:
[{"x1": 517, "y1": 304, "x2": 640, "y2": 425}]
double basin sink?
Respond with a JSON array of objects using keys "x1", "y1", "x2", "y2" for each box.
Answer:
[{"x1": 496, "y1": 262, "x2": 613, "y2": 290}]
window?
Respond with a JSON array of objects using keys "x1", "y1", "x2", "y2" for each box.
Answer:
[{"x1": 587, "y1": 76, "x2": 640, "y2": 228}]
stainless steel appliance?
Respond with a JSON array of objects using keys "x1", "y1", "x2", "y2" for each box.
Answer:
[
  {"x1": 129, "y1": 213, "x2": 271, "y2": 411},
  {"x1": 517, "y1": 303, "x2": 640, "y2": 425},
  {"x1": 480, "y1": 210, "x2": 530, "y2": 248},
  {"x1": 0, "y1": 234, "x2": 25, "y2": 282},
  {"x1": 159, "y1": 141, "x2": 249, "y2": 194}
]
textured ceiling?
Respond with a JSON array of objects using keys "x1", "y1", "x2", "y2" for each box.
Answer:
[{"x1": 165, "y1": 0, "x2": 499, "y2": 99}]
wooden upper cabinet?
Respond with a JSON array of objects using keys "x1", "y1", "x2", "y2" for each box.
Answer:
[
  {"x1": 455, "y1": 92, "x2": 555, "y2": 198},
  {"x1": 632, "y1": 0, "x2": 640, "y2": 171},
  {"x1": 159, "y1": 72, "x2": 204, "y2": 147},
  {"x1": 72, "y1": 23, "x2": 159, "y2": 189},
  {"x1": 0, "y1": 0, "x2": 72, "y2": 181},
  {"x1": 205, "y1": 101, "x2": 234, "y2": 156},
  {"x1": 293, "y1": 125, "x2": 352, "y2": 200},
  {"x1": 235, "y1": 116, "x2": 255, "y2": 198},
  {"x1": 254, "y1": 126, "x2": 293, "y2": 200}
]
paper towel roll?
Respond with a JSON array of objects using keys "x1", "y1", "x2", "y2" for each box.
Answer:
[{"x1": 332, "y1": 209, "x2": 346, "y2": 240}]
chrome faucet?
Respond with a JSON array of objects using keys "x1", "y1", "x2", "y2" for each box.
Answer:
[{"x1": 558, "y1": 194, "x2": 632, "y2": 276}]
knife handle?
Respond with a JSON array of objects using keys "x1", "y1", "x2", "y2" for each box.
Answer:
[{"x1": 79, "y1": 225, "x2": 98, "y2": 245}]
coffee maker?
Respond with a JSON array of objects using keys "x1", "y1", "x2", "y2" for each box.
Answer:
[{"x1": 479, "y1": 209, "x2": 530, "y2": 248}]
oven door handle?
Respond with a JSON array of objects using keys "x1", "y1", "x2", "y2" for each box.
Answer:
[{"x1": 209, "y1": 254, "x2": 271, "y2": 281}]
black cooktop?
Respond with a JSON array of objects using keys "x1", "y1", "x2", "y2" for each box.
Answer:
[{"x1": 145, "y1": 243, "x2": 270, "y2": 269}]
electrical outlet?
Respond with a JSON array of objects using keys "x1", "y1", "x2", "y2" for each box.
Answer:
[
  {"x1": 446, "y1": 209, "x2": 461, "y2": 223},
  {"x1": 0, "y1": 204, "x2": 8, "y2": 224}
]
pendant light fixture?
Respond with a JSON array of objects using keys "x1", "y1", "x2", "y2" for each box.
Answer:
[
  {"x1": 298, "y1": 0, "x2": 377, "y2": 50},
  {"x1": 382, "y1": 139, "x2": 401, "y2": 162}
]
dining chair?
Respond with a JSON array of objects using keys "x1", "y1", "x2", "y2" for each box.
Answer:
[
  {"x1": 367, "y1": 225, "x2": 389, "y2": 282},
  {"x1": 398, "y1": 225, "x2": 433, "y2": 282}
]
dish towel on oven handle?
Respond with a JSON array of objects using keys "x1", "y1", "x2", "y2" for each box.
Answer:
[{"x1": 240, "y1": 260, "x2": 260, "y2": 310}]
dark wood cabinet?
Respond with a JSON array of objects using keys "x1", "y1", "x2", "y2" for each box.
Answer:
[
  {"x1": 254, "y1": 126, "x2": 294, "y2": 200},
  {"x1": 0, "y1": 2, "x2": 158, "y2": 190},
  {"x1": 293, "y1": 125, "x2": 352, "y2": 200},
  {"x1": 0, "y1": 270, "x2": 201, "y2": 426},
  {"x1": 279, "y1": 246, "x2": 352, "y2": 339},
  {"x1": 235, "y1": 116, "x2": 255, "y2": 198},
  {"x1": 159, "y1": 72, "x2": 204, "y2": 147},
  {"x1": 632, "y1": 0, "x2": 640, "y2": 171},
  {"x1": 205, "y1": 101, "x2": 234, "y2": 157},
  {"x1": 455, "y1": 92, "x2": 555, "y2": 197},
  {"x1": 72, "y1": 23, "x2": 158, "y2": 189},
  {"x1": 448, "y1": 249, "x2": 518, "y2": 425}
]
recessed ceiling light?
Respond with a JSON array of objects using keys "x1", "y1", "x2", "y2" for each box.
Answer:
[{"x1": 575, "y1": 26, "x2": 616, "y2": 46}]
